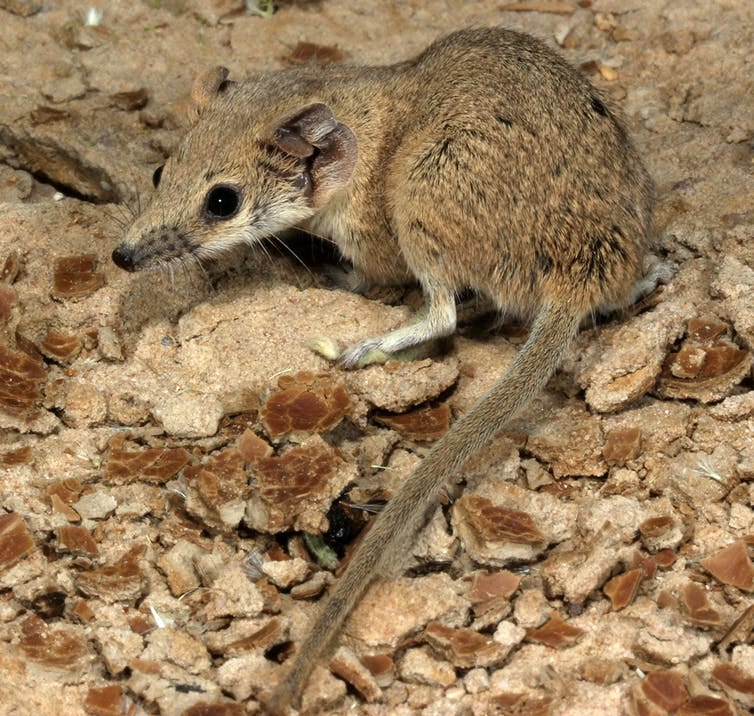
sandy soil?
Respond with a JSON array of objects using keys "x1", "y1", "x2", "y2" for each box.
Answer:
[{"x1": 0, "y1": 1, "x2": 753, "y2": 714}]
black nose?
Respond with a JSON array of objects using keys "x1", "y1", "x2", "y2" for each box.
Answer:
[{"x1": 112, "y1": 245, "x2": 135, "y2": 272}]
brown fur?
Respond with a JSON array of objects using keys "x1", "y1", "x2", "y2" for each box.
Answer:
[{"x1": 113, "y1": 28, "x2": 667, "y2": 713}]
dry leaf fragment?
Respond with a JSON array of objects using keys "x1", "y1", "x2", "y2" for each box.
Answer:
[
  {"x1": 57, "y1": 525, "x2": 99, "y2": 557},
  {"x1": 0, "y1": 445, "x2": 34, "y2": 466},
  {"x1": 0, "y1": 341, "x2": 46, "y2": 418},
  {"x1": 701, "y1": 540, "x2": 754, "y2": 591},
  {"x1": 330, "y1": 646, "x2": 382, "y2": 702},
  {"x1": 712, "y1": 662, "x2": 754, "y2": 707},
  {"x1": 360, "y1": 653, "x2": 394, "y2": 686},
  {"x1": 287, "y1": 41, "x2": 344, "y2": 65},
  {"x1": 84, "y1": 684, "x2": 127, "y2": 716},
  {"x1": 50, "y1": 494, "x2": 81, "y2": 522},
  {"x1": 0, "y1": 511, "x2": 35, "y2": 570},
  {"x1": 30, "y1": 106, "x2": 70, "y2": 124},
  {"x1": 655, "y1": 549, "x2": 677, "y2": 569},
  {"x1": 105, "y1": 443, "x2": 191, "y2": 485},
  {"x1": 604, "y1": 568, "x2": 643, "y2": 610},
  {"x1": 457, "y1": 494, "x2": 544, "y2": 544},
  {"x1": 374, "y1": 402, "x2": 451, "y2": 441},
  {"x1": 677, "y1": 695, "x2": 734, "y2": 716},
  {"x1": 71, "y1": 600, "x2": 96, "y2": 623},
  {"x1": 491, "y1": 692, "x2": 525, "y2": 709},
  {"x1": 603, "y1": 427, "x2": 641, "y2": 464},
  {"x1": 0, "y1": 284, "x2": 15, "y2": 323},
  {"x1": 639, "y1": 516, "x2": 674, "y2": 538},
  {"x1": 634, "y1": 670, "x2": 688, "y2": 713},
  {"x1": 0, "y1": 251, "x2": 20, "y2": 283},
  {"x1": 39, "y1": 328, "x2": 81, "y2": 363},
  {"x1": 109, "y1": 88, "x2": 149, "y2": 111},
  {"x1": 467, "y1": 570, "x2": 521, "y2": 602},
  {"x1": 680, "y1": 582, "x2": 722, "y2": 627},
  {"x1": 250, "y1": 436, "x2": 351, "y2": 533},
  {"x1": 185, "y1": 446, "x2": 249, "y2": 508},
  {"x1": 491, "y1": 694, "x2": 553, "y2": 716},
  {"x1": 47, "y1": 477, "x2": 90, "y2": 503},
  {"x1": 526, "y1": 612, "x2": 583, "y2": 647},
  {"x1": 262, "y1": 372, "x2": 351, "y2": 437},
  {"x1": 52, "y1": 254, "x2": 105, "y2": 299},
  {"x1": 237, "y1": 429, "x2": 272, "y2": 462},
  {"x1": 424, "y1": 621, "x2": 509, "y2": 668},
  {"x1": 19, "y1": 613, "x2": 91, "y2": 670},
  {"x1": 76, "y1": 545, "x2": 146, "y2": 602},
  {"x1": 221, "y1": 618, "x2": 285, "y2": 655},
  {"x1": 631, "y1": 551, "x2": 658, "y2": 580},
  {"x1": 658, "y1": 317, "x2": 752, "y2": 402},
  {"x1": 687, "y1": 317, "x2": 728, "y2": 342}
]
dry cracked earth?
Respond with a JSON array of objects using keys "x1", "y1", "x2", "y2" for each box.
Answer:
[{"x1": 0, "y1": 0, "x2": 753, "y2": 715}]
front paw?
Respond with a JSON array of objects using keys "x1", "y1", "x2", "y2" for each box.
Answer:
[{"x1": 310, "y1": 336, "x2": 391, "y2": 368}]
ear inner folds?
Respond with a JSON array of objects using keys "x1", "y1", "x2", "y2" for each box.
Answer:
[{"x1": 272, "y1": 103, "x2": 359, "y2": 206}]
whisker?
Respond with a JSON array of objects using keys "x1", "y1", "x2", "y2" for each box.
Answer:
[
  {"x1": 291, "y1": 224, "x2": 337, "y2": 246},
  {"x1": 267, "y1": 233, "x2": 313, "y2": 276},
  {"x1": 118, "y1": 201, "x2": 136, "y2": 225},
  {"x1": 190, "y1": 254, "x2": 213, "y2": 291},
  {"x1": 255, "y1": 239, "x2": 274, "y2": 268},
  {"x1": 123, "y1": 167, "x2": 141, "y2": 220},
  {"x1": 103, "y1": 206, "x2": 127, "y2": 231}
]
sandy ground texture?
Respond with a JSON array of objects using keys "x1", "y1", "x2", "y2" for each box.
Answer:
[{"x1": 1, "y1": 0, "x2": 753, "y2": 714}]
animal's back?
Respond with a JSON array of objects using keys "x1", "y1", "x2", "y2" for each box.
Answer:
[{"x1": 385, "y1": 27, "x2": 654, "y2": 316}]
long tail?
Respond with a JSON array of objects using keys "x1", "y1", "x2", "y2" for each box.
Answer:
[{"x1": 264, "y1": 300, "x2": 581, "y2": 713}]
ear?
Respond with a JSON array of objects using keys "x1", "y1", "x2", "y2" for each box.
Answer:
[
  {"x1": 190, "y1": 66, "x2": 235, "y2": 118},
  {"x1": 272, "y1": 103, "x2": 358, "y2": 207}
]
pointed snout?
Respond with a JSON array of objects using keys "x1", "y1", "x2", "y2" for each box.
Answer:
[{"x1": 111, "y1": 244, "x2": 136, "y2": 272}]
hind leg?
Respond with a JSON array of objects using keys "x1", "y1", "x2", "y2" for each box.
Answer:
[
  {"x1": 599, "y1": 256, "x2": 674, "y2": 315},
  {"x1": 629, "y1": 257, "x2": 675, "y2": 303}
]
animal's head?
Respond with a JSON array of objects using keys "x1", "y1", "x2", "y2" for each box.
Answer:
[{"x1": 112, "y1": 66, "x2": 358, "y2": 271}]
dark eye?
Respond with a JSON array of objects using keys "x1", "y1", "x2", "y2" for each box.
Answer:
[
  {"x1": 152, "y1": 164, "x2": 164, "y2": 188},
  {"x1": 204, "y1": 185, "x2": 241, "y2": 219}
]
